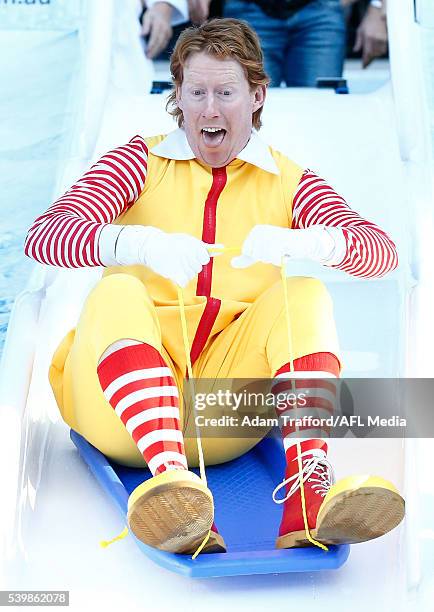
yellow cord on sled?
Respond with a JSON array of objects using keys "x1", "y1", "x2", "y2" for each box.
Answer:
[
  {"x1": 208, "y1": 246, "x2": 240, "y2": 255},
  {"x1": 177, "y1": 285, "x2": 212, "y2": 559},
  {"x1": 280, "y1": 257, "x2": 328, "y2": 552},
  {"x1": 179, "y1": 246, "x2": 240, "y2": 558},
  {"x1": 100, "y1": 526, "x2": 129, "y2": 548},
  {"x1": 177, "y1": 286, "x2": 207, "y2": 487}
]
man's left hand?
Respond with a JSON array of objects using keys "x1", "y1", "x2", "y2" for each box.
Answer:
[
  {"x1": 354, "y1": 5, "x2": 388, "y2": 68},
  {"x1": 231, "y1": 225, "x2": 336, "y2": 269},
  {"x1": 142, "y1": 2, "x2": 173, "y2": 59}
]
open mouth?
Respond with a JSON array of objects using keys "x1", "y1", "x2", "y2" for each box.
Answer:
[{"x1": 201, "y1": 127, "x2": 227, "y2": 148}]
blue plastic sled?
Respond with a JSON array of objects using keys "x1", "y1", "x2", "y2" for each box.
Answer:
[{"x1": 70, "y1": 430, "x2": 350, "y2": 577}]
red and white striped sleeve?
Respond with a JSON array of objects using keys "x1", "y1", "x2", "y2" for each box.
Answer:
[
  {"x1": 292, "y1": 169, "x2": 398, "y2": 279},
  {"x1": 24, "y1": 135, "x2": 149, "y2": 268}
]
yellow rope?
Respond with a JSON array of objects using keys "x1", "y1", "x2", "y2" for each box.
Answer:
[
  {"x1": 177, "y1": 286, "x2": 207, "y2": 487},
  {"x1": 280, "y1": 257, "x2": 328, "y2": 552},
  {"x1": 100, "y1": 526, "x2": 129, "y2": 548},
  {"x1": 177, "y1": 284, "x2": 212, "y2": 560},
  {"x1": 191, "y1": 531, "x2": 211, "y2": 560},
  {"x1": 178, "y1": 245, "x2": 245, "y2": 557},
  {"x1": 208, "y1": 246, "x2": 240, "y2": 255}
]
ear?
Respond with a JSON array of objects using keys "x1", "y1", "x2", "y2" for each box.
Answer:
[{"x1": 252, "y1": 85, "x2": 266, "y2": 114}]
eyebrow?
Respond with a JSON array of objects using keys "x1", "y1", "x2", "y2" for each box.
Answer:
[
  {"x1": 184, "y1": 80, "x2": 239, "y2": 88},
  {"x1": 184, "y1": 73, "x2": 240, "y2": 85}
]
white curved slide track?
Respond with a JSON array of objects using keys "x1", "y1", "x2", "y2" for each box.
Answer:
[{"x1": 1, "y1": 0, "x2": 433, "y2": 609}]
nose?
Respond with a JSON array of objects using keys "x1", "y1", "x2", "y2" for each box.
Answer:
[{"x1": 201, "y1": 92, "x2": 220, "y2": 119}]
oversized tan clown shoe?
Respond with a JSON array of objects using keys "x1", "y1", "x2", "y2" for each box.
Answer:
[
  {"x1": 204, "y1": 522, "x2": 227, "y2": 553},
  {"x1": 273, "y1": 440, "x2": 405, "y2": 549},
  {"x1": 127, "y1": 470, "x2": 219, "y2": 554}
]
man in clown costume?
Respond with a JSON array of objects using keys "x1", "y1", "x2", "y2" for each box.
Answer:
[{"x1": 25, "y1": 18, "x2": 404, "y2": 555}]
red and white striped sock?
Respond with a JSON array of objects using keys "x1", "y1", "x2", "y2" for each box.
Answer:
[
  {"x1": 97, "y1": 343, "x2": 188, "y2": 476},
  {"x1": 272, "y1": 352, "x2": 340, "y2": 455}
]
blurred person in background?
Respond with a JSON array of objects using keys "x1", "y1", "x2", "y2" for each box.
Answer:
[
  {"x1": 140, "y1": 0, "x2": 189, "y2": 59},
  {"x1": 344, "y1": 0, "x2": 388, "y2": 68},
  {"x1": 152, "y1": 1, "x2": 223, "y2": 60},
  {"x1": 139, "y1": 0, "x2": 387, "y2": 77},
  {"x1": 222, "y1": 0, "x2": 347, "y2": 87},
  {"x1": 222, "y1": 0, "x2": 388, "y2": 87},
  {"x1": 187, "y1": 0, "x2": 214, "y2": 23}
]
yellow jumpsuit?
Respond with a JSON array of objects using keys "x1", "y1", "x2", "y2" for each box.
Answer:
[{"x1": 49, "y1": 134, "x2": 340, "y2": 468}]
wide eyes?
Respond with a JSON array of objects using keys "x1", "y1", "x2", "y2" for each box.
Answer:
[{"x1": 190, "y1": 89, "x2": 233, "y2": 97}]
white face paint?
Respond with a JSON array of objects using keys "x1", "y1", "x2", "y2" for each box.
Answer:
[{"x1": 176, "y1": 51, "x2": 266, "y2": 167}]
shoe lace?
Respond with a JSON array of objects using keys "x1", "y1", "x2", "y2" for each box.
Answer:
[{"x1": 272, "y1": 451, "x2": 335, "y2": 504}]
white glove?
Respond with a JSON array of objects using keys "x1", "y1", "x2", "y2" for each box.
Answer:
[
  {"x1": 100, "y1": 224, "x2": 220, "y2": 287},
  {"x1": 231, "y1": 225, "x2": 345, "y2": 269}
]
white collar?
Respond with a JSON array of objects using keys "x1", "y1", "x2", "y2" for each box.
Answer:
[{"x1": 150, "y1": 127, "x2": 280, "y2": 175}]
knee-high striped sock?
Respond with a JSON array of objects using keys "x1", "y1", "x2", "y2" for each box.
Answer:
[
  {"x1": 272, "y1": 352, "x2": 340, "y2": 455},
  {"x1": 97, "y1": 342, "x2": 188, "y2": 475}
]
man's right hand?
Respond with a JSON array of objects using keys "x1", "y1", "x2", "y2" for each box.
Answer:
[{"x1": 114, "y1": 225, "x2": 219, "y2": 287}]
